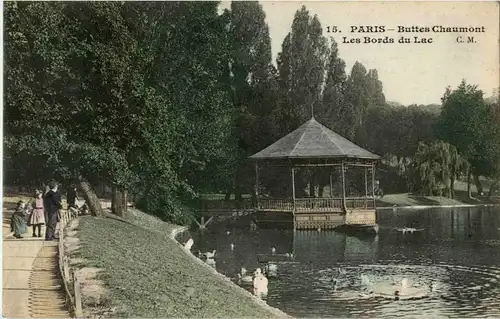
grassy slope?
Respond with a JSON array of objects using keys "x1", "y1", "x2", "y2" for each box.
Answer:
[
  {"x1": 73, "y1": 210, "x2": 278, "y2": 318},
  {"x1": 376, "y1": 180, "x2": 500, "y2": 207}
]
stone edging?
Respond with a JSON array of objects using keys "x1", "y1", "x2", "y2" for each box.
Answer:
[{"x1": 170, "y1": 226, "x2": 293, "y2": 319}]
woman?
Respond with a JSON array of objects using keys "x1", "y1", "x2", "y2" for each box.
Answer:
[
  {"x1": 29, "y1": 190, "x2": 46, "y2": 237},
  {"x1": 10, "y1": 201, "x2": 28, "y2": 239}
]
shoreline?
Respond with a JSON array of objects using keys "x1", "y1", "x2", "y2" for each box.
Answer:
[{"x1": 170, "y1": 226, "x2": 292, "y2": 319}]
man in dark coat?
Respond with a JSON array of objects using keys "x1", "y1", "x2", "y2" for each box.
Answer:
[{"x1": 44, "y1": 181, "x2": 62, "y2": 241}]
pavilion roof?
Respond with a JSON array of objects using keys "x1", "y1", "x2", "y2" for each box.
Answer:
[{"x1": 249, "y1": 117, "x2": 380, "y2": 160}]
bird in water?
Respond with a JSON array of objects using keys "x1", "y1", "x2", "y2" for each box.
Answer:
[
  {"x1": 394, "y1": 290, "x2": 400, "y2": 301},
  {"x1": 253, "y1": 268, "x2": 268, "y2": 296},
  {"x1": 204, "y1": 250, "x2": 216, "y2": 259},
  {"x1": 226, "y1": 230, "x2": 231, "y2": 235},
  {"x1": 395, "y1": 227, "x2": 424, "y2": 235},
  {"x1": 183, "y1": 238, "x2": 194, "y2": 250},
  {"x1": 271, "y1": 247, "x2": 276, "y2": 255},
  {"x1": 317, "y1": 228, "x2": 322, "y2": 232},
  {"x1": 285, "y1": 252, "x2": 294, "y2": 259},
  {"x1": 331, "y1": 278, "x2": 339, "y2": 291},
  {"x1": 265, "y1": 263, "x2": 278, "y2": 278},
  {"x1": 230, "y1": 243, "x2": 235, "y2": 251},
  {"x1": 237, "y1": 267, "x2": 253, "y2": 283},
  {"x1": 338, "y1": 267, "x2": 347, "y2": 276}
]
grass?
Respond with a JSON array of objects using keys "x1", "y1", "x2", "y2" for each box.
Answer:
[
  {"x1": 376, "y1": 180, "x2": 500, "y2": 207},
  {"x1": 73, "y1": 209, "x2": 280, "y2": 318}
]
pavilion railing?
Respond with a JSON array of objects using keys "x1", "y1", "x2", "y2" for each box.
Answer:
[
  {"x1": 294, "y1": 198, "x2": 343, "y2": 212},
  {"x1": 345, "y1": 197, "x2": 376, "y2": 210},
  {"x1": 257, "y1": 197, "x2": 376, "y2": 212},
  {"x1": 257, "y1": 198, "x2": 293, "y2": 211},
  {"x1": 199, "y1": 199, "x2": 253, "y2": 211}
]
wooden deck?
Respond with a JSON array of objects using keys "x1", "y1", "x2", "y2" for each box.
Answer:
[{"x1": 198, "y1": 197, "x2": 377, "y2": 230}]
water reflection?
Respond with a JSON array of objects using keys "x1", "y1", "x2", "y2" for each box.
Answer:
[{"x1": 184, "y1": 207, "x2": 500, "y2": 317}]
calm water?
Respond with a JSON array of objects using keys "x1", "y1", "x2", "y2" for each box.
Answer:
[{"x1": 181, "y1": 207, "x2": 500, "y2": 318}]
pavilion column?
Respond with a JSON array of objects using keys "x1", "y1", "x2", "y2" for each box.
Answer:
[
  {"x1": 329, "y1": 172, "x2": 333, "y2": 198},
  {"x1": 291, "y1": 166, "x2": 296, "y2": 211},
  {"x1": 371, "y1": 163, "x2": 376, "y2": 208},
  {"x1": 364, "y1": 166, "x2": 368, "y2": 209},
  {"x1": 341, "y1": 162, "x2": 347, "y2": 211},
  {"x1": 255, "y1": 162, "x2": 260, "y2": 209}
]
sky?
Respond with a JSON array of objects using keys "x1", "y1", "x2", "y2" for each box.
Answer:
[{"x1": 220, "y1": 1, "x2": 499, "y2": 105}]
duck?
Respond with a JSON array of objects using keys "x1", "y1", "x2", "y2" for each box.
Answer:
[
  {"x1": 332, "y1": 278, "x2": 339, "y2": 291},
  {"x1": 183, "y1": 238, "x2": 194, "y2": 250},
  {"x1": 265, "y1": 263, "x2": 278, "y2": 277},
  {"x1": 204, "y1": 250, "x2": 216, "y2": 259},
  {"x1": 253, "y1": 268, "x2": 268, "y2": 295},
  {"x1": 237, "y1": 267, "x2": 253, "y2": 283},
  {"x1": 395, "y1": 227, "x2": 424, "y2": 235},
  {"x1": 394, "y1": 290, "x2": 400, "y2": 301},
  {"x1": 338, "y1": 267, "x2": 347, "y2": 276}
]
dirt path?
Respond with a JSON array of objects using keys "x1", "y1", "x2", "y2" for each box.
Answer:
[{"x1": 3, "y1": 209, "x2": 70, "y2": 318}]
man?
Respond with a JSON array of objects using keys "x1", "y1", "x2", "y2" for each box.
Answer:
[
  {"x1": 43, "y1": 181, "x2": 62, "y2": 241},
  {"x1": 67, "y1": 184, "x2": 78, "y2": 209}
]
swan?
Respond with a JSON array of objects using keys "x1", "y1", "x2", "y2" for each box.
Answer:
[
  {"x1": 271, "y1": 247, "x2": 276, "y2": 254},
  {"x1": 265, "y1": 263, "x2": 278, "y2": 277},
  {"x1": 183, "y1": 238, "x2": 194, "y2": 250},
  {"x1": 204, "y1": 250, "x2": 216, "y2": 259},
  {"x1": 253, "y1": 268, "x2": 268, "y2": 296},
  {"x1": 238, "y1": 267, "x2": 253, "y2": 283}
]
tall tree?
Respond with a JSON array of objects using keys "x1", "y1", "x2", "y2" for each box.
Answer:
[
  {"x1": 275, "y1": 6, "x2": 329, "y2": 196},
  {"x1": 343, "y1": 61, "x2": 368, "y2": 141},
  {"x1": 319, "y1": 39, "x2": 348, "y2": 134},
  {"x1": 228, "y1": 1, "x2": 277, "y2": 200},
  {"x1": 436, "y1": 80, "x2": 499, "y2": 197}
]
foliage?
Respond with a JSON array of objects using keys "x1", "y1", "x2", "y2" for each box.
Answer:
[{"x1": 412, "y1": 141, "x2": 466, "y2": 197}]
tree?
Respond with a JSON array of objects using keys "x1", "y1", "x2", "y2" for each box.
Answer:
[
  {"x1": 319, "y1": 39, "x2": 348, "y2": 135},
  {"x1": 275, "y1": 6, "x2": 329, "y2": 196},
  {"x1": 436, "y1": 80, "x2": 500, "y2": 197},
  {"x1": 412, "y1": 141, "x2": 466, "y2": 197},
  {"x1": 228, "y1": 1, "x2": 278, "y2": 200}
]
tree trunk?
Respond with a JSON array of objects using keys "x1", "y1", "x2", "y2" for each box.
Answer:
[
  {"x1": 473, "y1": 174, "x2": 483, "y2": 196},
  {"x1": 78, "y1": 178, "x2": 103, "y2": 217},
  {"x1": 467, "y1": 167, "x2": 473, "y2": 199},
  {"x1": 111, "y1": 186, "x2": 124, "y2": 217},
  {"x1": 122, "y1": 189, "x2": 128, "y2": 212},
  {"x1": 450, "y1": 176, "x2": 455, "y2": 199},
  {"x1": 487, "y1": 179, "x2": 500, "y2": 198}
]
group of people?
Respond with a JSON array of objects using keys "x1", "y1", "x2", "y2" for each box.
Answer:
[{"x1": 10, "y1": 181, "x2": 79, "y2": 241}]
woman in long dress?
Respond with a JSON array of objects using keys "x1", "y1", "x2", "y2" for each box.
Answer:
[
  {"x1": 10, "y1": 201, "x2": 28, "y2": 239},
  {"x1": 30, "y1": 190, "x2": 45, "y2": 237}
]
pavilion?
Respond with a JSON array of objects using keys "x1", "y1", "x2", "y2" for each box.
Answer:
[{"x1": 249, "y1": 117, "x2": 381, "y2": 230}]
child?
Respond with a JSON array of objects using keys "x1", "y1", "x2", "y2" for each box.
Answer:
[
  {"x1": 29, "y1": 190, "x2": 46, "y2": 237},
  {"x1": 10, "y1": 200, "x2": 28, "y2": 239}
]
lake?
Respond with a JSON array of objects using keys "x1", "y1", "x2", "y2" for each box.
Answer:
[{"x1": 180, "y1": 206, "x2": 500, "y2": 318}]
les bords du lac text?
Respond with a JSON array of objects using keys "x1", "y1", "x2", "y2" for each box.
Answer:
[{"x1": 327, "y1": 25, "x2": 486, "y2": 44}]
